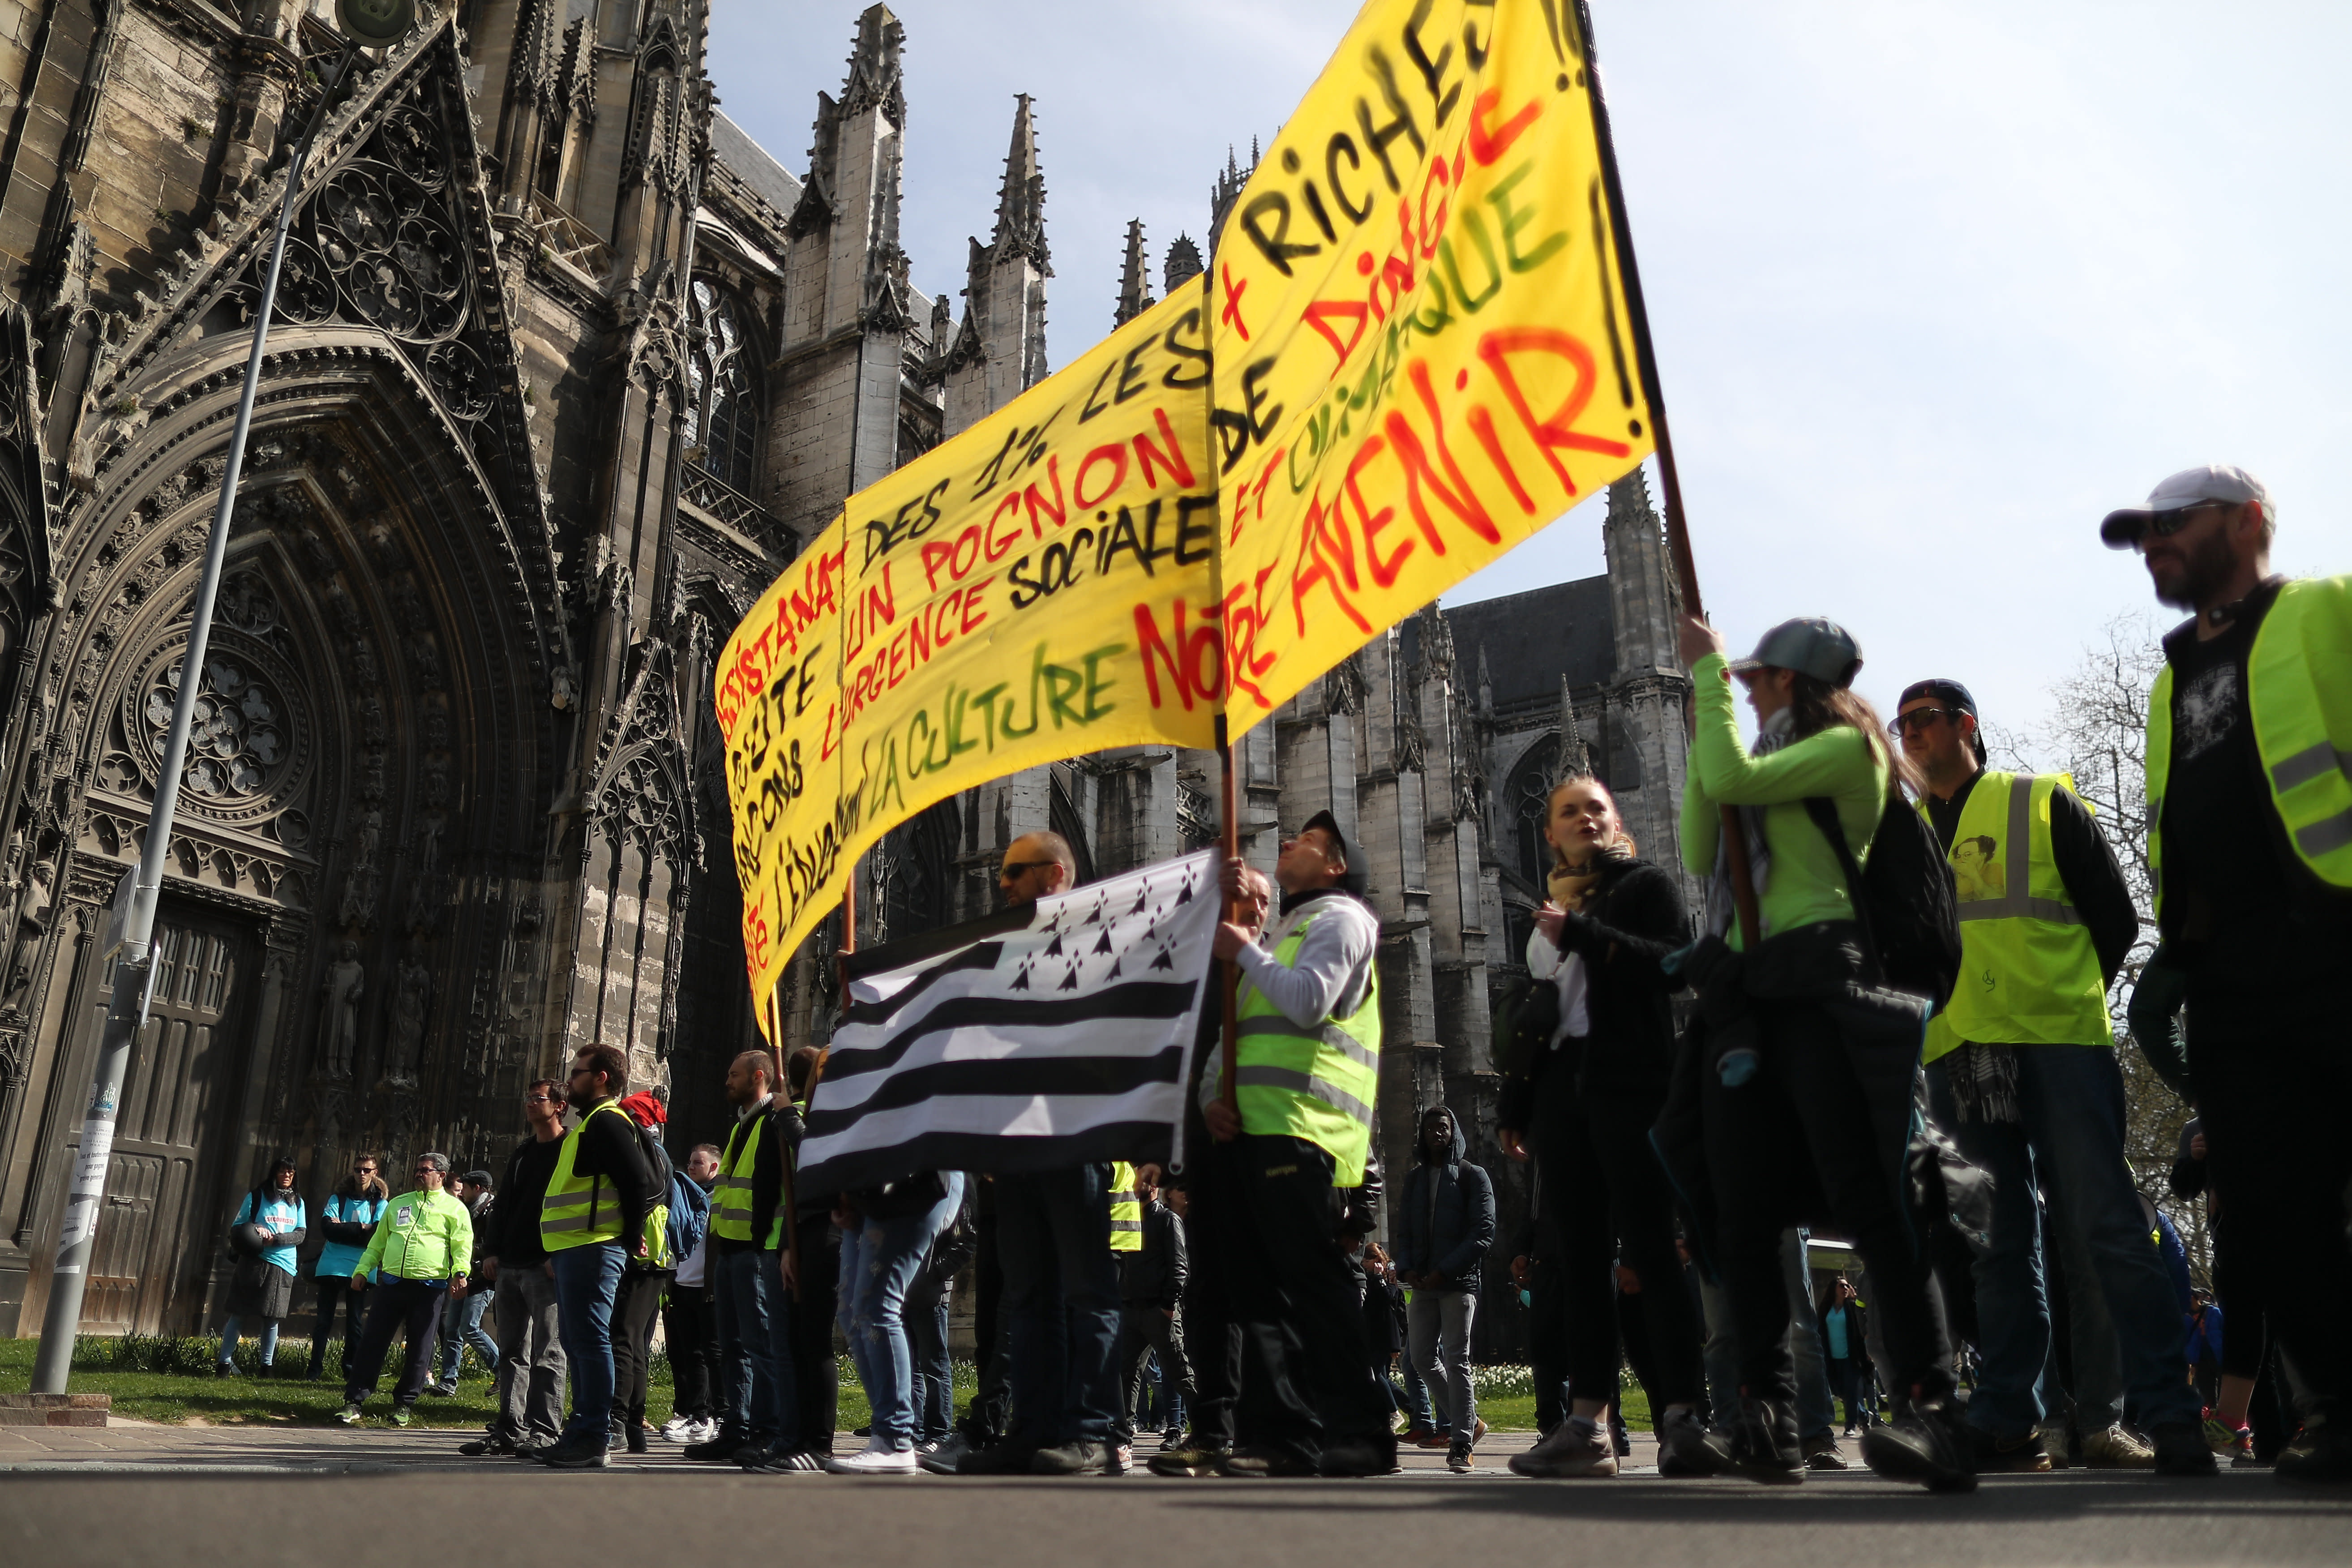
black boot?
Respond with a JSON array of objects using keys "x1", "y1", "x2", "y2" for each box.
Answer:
[
  {"x1": 1861, "y1": 1397, "x2": 1978, "y2": 1492},
  {"x1": 1730, "y1": 1395, "x2": 1804, "y2": 1485}
]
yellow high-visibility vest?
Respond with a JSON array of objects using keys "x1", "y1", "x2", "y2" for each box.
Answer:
[
  {"x1": 1230, "y1": 905, "x2": 1381, "y2": 1186},
  {"x1": 1108, "y1": 1161, "x2": 1142, "y2": 1251},
  {"x1": 2147, "y1": 576, "x2": 2352, "y2": 915},
  {"x1": 1921, "y1": 772, "x2": 2112, "y2": 1064},
  {"x1": 540, "y1": 1101, "x2": 630, "y2": 1251}
]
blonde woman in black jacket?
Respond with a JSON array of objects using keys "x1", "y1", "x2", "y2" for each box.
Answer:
[{"x1": 1500, "y1": 775, "x2": 1706, "y2": 1479}]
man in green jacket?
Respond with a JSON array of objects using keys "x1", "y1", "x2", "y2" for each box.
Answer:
[
  {"x1": 2103, "y1": 465, "x2": 2352, "y2": 1484},
  {"x1": 337, "y1": 1152, "x2": 474, "y2": 1427}
]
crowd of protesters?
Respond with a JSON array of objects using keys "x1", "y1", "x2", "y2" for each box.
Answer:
[{"x1": 213, "y1": 464, "x2": 2344, "y2": 1486}]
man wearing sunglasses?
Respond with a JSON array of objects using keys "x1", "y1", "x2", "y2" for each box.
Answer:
[
  {"x1": 2104, "y1": 465, "x2": 2352, "y2": 1483},
  {"x1": 1893, "y1": 678, "x2": 2202, "y2": 1475},
  {"x1": 955, "y1": 832, "x2": 1131, "y2": 1478}
]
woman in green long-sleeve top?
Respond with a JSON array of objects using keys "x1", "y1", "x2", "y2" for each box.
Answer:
[{"x1": 1670, "y1": 613, "x2": 1973, "y2": 1494}]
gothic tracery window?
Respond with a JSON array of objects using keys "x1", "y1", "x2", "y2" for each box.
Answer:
[{"x1": 684, "y1": 279, "x2": 762, "y2": 492}]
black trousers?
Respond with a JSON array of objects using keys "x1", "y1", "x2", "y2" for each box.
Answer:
[
  {"x1": 1702, "y1": 999, "x2": 1952, "y2": 1405},
  {"x1": 1216, "y1": 1134, "x2": 1391, "y2": 1464},
  {"x1": 2187, "y1": 973, "x2": 2352, "y2": 1419},
  {"x1": 308, "y1": 1274, "x2": 363, "y2": 1378},
  {"x1": 661, "y1": 1279, "x2": 720, "y2": 1420},
  {"x1": 1530, "y1": 1067, "x2": 1705, "y2": 1409},
  {"x1": 343, "y1": 1277, "x2": 446, "y2": 1406},
  {"x1": 608, "y1": 1268, "x2": 671, "y2": 1431},
  {"x1": 962, "y1": 1212, "x2": 1011, "y2": 1443},
  {"x1": 1182, "y1": 1148, "x2": 1245, "y2": 1449},
  {"x1": 1523, "y1": 1238, "x2": 1573, "y2": 1432},
  {"x1": 1118, "y1": 1302, "x2": 1194, "y2": 1438},
  {"x1": 789, "y1": 1229, "x2": 841, "y2": 1453}
]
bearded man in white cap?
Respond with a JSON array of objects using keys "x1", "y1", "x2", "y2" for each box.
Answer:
[{"x1": 2103, "y1": 464, "x2": 2352, "y2": 1484}]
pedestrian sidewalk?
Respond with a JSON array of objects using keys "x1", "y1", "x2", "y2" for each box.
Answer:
[{"x1": 0, "y1": 1417, "x2": 1679, "y2": 1477}]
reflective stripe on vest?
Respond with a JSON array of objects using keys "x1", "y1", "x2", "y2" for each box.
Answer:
[
  {"x1": 1108, "y1": 1161, "x2": 1142, "y2": 1251},
  {"x1": 1231, "y1": 904, "x2": 1382, "y2": 1187},
  {"x1": 1921, "y1": 771, "x2": 2112, "y2": 1062},
  {"x1": 2149, "y1": 577, "x2": 2352, "y2": 917},
  {"x1": 540, "y1": 1100, "x2": 629, "y2": 1250},
  {"x1": 708, "y1": 1114, "x2": 763, "y2": 1244}
]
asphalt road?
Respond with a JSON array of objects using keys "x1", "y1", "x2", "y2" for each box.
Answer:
[{"x1": 4, "y1": 1457, "x2": 2346, "y2": 1568}]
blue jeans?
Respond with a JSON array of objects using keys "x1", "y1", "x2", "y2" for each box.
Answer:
[
  {"x1": 218, "y1": 1315, "x2": 280, "y2": 1367},
  {"x1": 714, "y1": 1246, "x2": 791, "y2": 1444},
  {"x1": 839, "y1": 1173, "x2": 964, "y2": 1450},
  {"x1": 998, "y1": 1165, "x2": 1123, "y2": 1447},
  {"x1": 1929, "y1": 1045, "x2": 2202, "y2": 1439},
  {"x1": 550, "y1": 1242, "x2": 625, "y2": 1446},
  {"x1": 435, "y1": 1285, "x2": 497, "y2": 1384},
  {"x1": 906, "y1": 1275, "x2": 954, "y2": 1443},
  {"x1": 1782, "y1": 1229, "x2": 1838, "y2": 1443}
]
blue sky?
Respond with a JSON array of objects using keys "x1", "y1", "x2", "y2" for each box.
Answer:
[{"x1": 710, "y1": 2, "x2": 2351, "y2": 743}]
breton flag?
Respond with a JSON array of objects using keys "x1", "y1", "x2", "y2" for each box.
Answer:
[{"x1": 796, "y1": 850, "x2": 1220, "y2": 1195}]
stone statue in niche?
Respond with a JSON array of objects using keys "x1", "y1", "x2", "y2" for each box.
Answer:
[
  {"x1": 339, "y1": 808, "x2": 382, "y2": 927},
  {"x1": 384, "y1": 954, "x2": 428, "y2": 1088},
  {"x1": 319, "y1": 943, "x2": 364, "y2": 1078},
  {"x1": 350, "y1": 637, "x2": 378, "y2": 687},
  {"x1": 0, "y1": 862, "x2": 51, "y2": 1018},
  {"x1": 359, "y1": 692, "x2": 386, "y2": 745}
]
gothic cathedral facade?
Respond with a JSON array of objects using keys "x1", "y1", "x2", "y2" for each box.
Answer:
[{"x1": 0, "y1": 2, "x2": 1684, "y2": 1335}]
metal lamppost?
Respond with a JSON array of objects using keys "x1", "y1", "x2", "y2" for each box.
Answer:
[{"x1": 30, "y1": 0, "x2": 416, "y2": 1395}]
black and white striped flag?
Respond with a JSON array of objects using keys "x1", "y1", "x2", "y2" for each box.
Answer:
[{"x1": 797, "y1": 849, "x2": 1220, "y2": 1195}]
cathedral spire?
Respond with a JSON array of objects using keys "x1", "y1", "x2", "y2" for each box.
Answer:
[
  {"x1": 1559, "y1": 676, "x2": 1591, "y2": 779},
  {"x1": 1114, "y1": 219, "x2": 1153, "y2": 326},
  {"x1": 1164, "y1": 232, "x2": 1203, "y2": 294},
  {"x1": 840, "y1": 4, "x2": 906, "y2": 121},
  {"x1": 991, "y1": 94, "x2": 1050, "y2": 274}
]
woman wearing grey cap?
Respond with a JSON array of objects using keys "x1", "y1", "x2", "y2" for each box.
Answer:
[{"x1": 1658, "y1": 612, "x2": 1973, "y2": 1493}]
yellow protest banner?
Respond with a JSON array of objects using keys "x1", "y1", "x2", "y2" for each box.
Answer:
[
  {"x1": 1209, "y1": 0, "x2": 1655, "y2": 724},
  {"x1": 715, "y1": 522, "x2": 853, "y2": 1024},
  {"x1": 831, "y1": 286, "x2": 1221, "y2": 875}
]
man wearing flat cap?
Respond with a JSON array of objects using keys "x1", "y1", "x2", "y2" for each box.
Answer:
[
  {"x1": 1196, "y1": 810, "x2": 1395, "y2": 1478},
  {"x1": 2101, "y1": 464, "x2": 2352, "y2": 1484}
]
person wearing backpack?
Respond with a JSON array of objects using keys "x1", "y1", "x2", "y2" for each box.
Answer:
[
  {"x1": 1895, "y1": 677, "x2": 2210, "y2": 1478},
  {"x1": 608, "y1": 1091, "x2": 679, "y2": 1455},
  {"x1": 1664, "y1": 614, "x2": 1972, "y2": 1492}
]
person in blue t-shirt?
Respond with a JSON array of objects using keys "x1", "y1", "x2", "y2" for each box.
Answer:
[
  {"x1": 307, "y1": 1154, "x2": 387, "y2": 1380},
  {"x1": 218, "y1": 1157, "x2": 307, "y2": 1375}
]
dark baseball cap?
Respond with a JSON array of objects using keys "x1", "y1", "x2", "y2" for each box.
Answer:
[
  {"x1": 1897, "y1": 678, "x2": 1977, "y2": 717},
  {"x1": 1298, "y1": 810, "x2": 1367, "y2": 894},
  {"x1": 1724, "y1": 617, "x2": 1864, "y2": 689}
]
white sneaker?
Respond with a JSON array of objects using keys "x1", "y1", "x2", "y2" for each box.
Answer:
[
  {"x1": 827, "y1": 1441, "x2": 919, "y2": 1474},
  {"x1": 659, "y1": 1416, "x2": 696, "y2": 1443},
  {"x1": 2079, "y1": 1424, "x2": 2157, "y2": 1468},
  {"x1": 336, "y1": 1403, "x2": 363, "y2": 1426}
]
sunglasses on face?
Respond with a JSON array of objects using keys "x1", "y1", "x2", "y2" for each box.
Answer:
[
  {"x1": 1889, "y1": 707, "x2": 1960, "y2": 737},
  {"x1": 2140, "y1": 501, "x2": 2231, "y2": 540},
  {"x1": 998, "y1": 859, "x2": 1056, "y2": 880}
]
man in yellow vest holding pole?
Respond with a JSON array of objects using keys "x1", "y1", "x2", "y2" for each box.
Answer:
[
  {"x1": 1201, "y1": 810, "x2": 1394, "y2": 1478},
  {"x1": 2102, "y1": 465, "x2": 2352, "y2": 1484},
  {"x1": 1895, "y1": 677, "x2": 2209, "y2": 1477}
]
